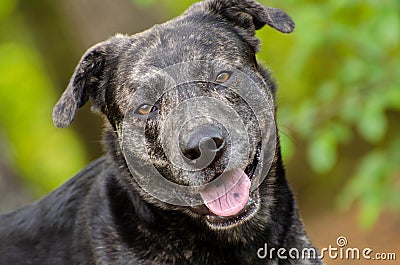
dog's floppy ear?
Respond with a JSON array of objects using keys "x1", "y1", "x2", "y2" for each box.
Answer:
[
  {"x1": 52, "y1": 42, "x2": 108, "y2": 128},
  {"x1": 203, "y1": 0, "x2": 295, "y2": 33},
  {"x1": 52, "y1": 35, "x2": 127, "y2": 128}
]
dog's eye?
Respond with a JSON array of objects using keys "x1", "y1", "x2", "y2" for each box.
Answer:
[
  {"x1": 215, "y1": 71, "x2": 232, "y2": 83},
  {"x1": 135, "y1": 104, "x2": 158, "y2": 116}
]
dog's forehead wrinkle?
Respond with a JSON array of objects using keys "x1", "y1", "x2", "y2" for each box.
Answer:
[{"x1": 124, "y1": 21, "x2": 250, "y2": 68}]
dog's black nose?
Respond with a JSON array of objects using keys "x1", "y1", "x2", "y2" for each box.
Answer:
[{"x1": 181, "y1": 125, "x2": 225, "y2": 167}]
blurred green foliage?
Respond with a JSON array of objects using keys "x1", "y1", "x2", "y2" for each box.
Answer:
[
  {"x1": 129, "y1": 0, "x2": 400, "y2": 228},
  {"x1": 0, "y1": 0, "x2": 87, "y2": 196}
]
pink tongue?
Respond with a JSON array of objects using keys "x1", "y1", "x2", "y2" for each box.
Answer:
[{"x1": 199, "y1": 169, "x2": 250, "y2": 217}]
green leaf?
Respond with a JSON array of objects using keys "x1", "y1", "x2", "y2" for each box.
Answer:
[
  {"x1": 359, "y1": 192, "x2": 383, "y2": 230},
  {"x1": 340, "y1": 92, "x2": 362, "y2": 123},
  {"x1": 307, "y1": 129, "x2": 337, "y2": 173},
  {"x1": 316, "y1": 81, "x2": 339, "y2": 102},
  {"x1": 279, "y1": 131, "x2": 295, "y2": 161},
  {"x1": 340, "y1": 57, "x2": 366, "y2": 85},
  {"x1": 374, "y1": 7, "x2": 400, "y2": 49},
  {"x1": 357, "y1": 101, "x2": 387, "y2": 143},
  {"x1": 294, "y1": 100, "x2": 318, "y2": 138},
  {"x1": 384, "y1": 84, "x2": 400, "y2": 110},
  {"x1": 338, "y1": 151, "x2": 389, "y2": 226},
  {"x1": 331, "y1": 122, "x2": 352, "y2": 143}
]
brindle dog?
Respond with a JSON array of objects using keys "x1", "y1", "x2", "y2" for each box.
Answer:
[{"x1": 0, "y1": 0, "x2": 323, "y2": 264}]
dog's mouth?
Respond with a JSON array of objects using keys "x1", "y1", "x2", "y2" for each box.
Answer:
[{"x1": 189, "y1": 143, "x2": 261, "y2": 229}]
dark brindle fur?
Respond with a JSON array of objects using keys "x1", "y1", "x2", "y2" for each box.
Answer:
[{"x1": 0, "y1": 0, "x2": 322, "y2": 264}]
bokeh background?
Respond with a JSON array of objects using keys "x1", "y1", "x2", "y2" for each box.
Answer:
[{"x1": 0, "y1": 0, "x2": 399, "y2": 263}]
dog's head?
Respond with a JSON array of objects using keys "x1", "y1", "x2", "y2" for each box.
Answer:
[{"x1": 53, "y1": 0, "x2": 294, "y2": 230}]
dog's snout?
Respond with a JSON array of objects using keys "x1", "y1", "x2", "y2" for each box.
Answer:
[
  {"x1": 183, "y1": 137, "x2": 224, "y2": 161},
  {"x1": 181, "y1": 126, "x2": 225, "y2": 164}
]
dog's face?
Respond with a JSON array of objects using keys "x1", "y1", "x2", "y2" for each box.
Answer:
[{"x1": 53, "y1": 0, "x2": 294, "y2": 230}]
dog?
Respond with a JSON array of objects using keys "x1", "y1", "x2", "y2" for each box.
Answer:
[{"x1": 0, "y1": 0, "x2": 323, "y2": 264}]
